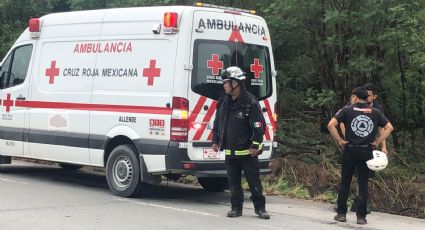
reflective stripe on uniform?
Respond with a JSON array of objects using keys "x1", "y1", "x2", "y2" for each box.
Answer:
[
  {"x1": 225, "y1": 149, "x2": 250, "y2": 155},
  {"x1": 252, "y1": 141, "x2": 264, "y2": 150}
]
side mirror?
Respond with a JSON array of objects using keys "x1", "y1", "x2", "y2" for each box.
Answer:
[
  {"x1": 0, "y1": 71, "x2": 8, "y2": 89},
  {"x1": 0, "y1": 72, "x2": 4, "y2": 89}
]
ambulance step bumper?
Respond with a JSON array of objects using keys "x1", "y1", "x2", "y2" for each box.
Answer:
[
  {"x1": 194, "y1": 168, "x2": 272, "y2": 178},
  {"x1": 165, "y1": 141, "x2": 272, "y2": 176}
]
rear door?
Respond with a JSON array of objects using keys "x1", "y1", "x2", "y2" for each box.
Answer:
[
  {"x1": 188, "y1": 10, "x2": 236, "y2": 161},
  {"x1": 234, "y1": 14, "x2": 276, "y2": 159},
  {"x1": 188, "y1": 10, "x2": 276, "y2": 161}
]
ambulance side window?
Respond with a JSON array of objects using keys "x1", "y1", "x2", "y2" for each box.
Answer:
[
  {"x1": 192, "y1": 40, "x2": 234, "y2": 100},
  {"x1": 239, "y1": 45, "x2": 272, "y2": 100},
  {"x1": 0, "y1": 54, "x2": 12, "y2": 89},
  {"x1": 6, "y1": 45, "x2": 33, "y2": 88}
]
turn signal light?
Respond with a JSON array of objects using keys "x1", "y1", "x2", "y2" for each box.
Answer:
[
  {"x1": 164, "y1": 12, "x2": 178, "y2": 28},
  {"x1": 183, "y1": 163, "x2": 196, "y2": 170}
]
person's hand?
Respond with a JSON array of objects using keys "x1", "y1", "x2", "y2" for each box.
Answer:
[
  {"x1": 337, "y1": 139, "x2": 348, "y2": 147},
  {"x1": 381, "y1": 146, "x2": 388, "y2": 155},
  {"x1": 250, "y1": 148, "x2": 259, "y2": 157},
  {"x1": 212, "y1": 144, "x2": 219, "y2": 152},
  {"x1": 371, "y1": 141, "x2": 378, "y2": 149}
]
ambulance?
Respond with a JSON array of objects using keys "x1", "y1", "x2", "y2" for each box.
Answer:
[{"x1": 0, "y1": 3, "x2": 278, "y2": 197}]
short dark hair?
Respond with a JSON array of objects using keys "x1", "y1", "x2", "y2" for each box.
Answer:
[
  {"x1": 353, "y1": 87, "x2": 368, "y2": 100},
  {"x1": 363, "y1": 83, "x2": 378, "y2": 94}
]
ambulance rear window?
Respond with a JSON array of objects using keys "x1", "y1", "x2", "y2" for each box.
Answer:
[{"x1": 192, "y1": 40, "x2": 272, "y2": 101}]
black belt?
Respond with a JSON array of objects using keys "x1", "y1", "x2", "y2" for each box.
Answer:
[{"x1": 347, "y1": 144, "x2": 370, "y2": 148}]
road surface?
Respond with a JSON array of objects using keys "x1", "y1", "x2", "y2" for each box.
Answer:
[{"x1": 0, "y1": 160, "x2": 424, "y2": 230}]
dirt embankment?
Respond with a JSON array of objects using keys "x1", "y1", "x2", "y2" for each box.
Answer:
[{"x1": 269, "y1": 158, "x2": 425, "y2": 219}]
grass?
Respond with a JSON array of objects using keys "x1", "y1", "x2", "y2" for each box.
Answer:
[{"x1": 313, "y1": 190, "x2": 337, "y2": 203}]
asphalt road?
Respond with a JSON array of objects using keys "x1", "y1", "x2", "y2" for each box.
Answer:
[{"x1": 0, "y1": 161, "x2": 424, "y2": 230}]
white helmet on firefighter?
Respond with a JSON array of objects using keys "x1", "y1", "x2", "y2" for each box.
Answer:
[
  {"x1": 221, "y1": 66, "x2": 246, "y2": 82},
  {"x1": 366, "y1": 150, "x2": 388, "y2": 171}
]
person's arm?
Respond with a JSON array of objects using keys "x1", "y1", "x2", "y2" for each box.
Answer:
[
  {"x1": 379, "y1": 128, "x2": 388, "y2": 154},
  {"x1": 339, "y1": 123, "x2": 346, "y2": 138},
  {"x1": 336, "y1": 107, "x2": 346, "y2": 138},
  {"x1": 249, "y1": 102, "x2": 265, "y2": 157},
  {"x1": 372, "y1": 122, "x2": 393, "y2": 148},
  {"x1": 328, "y1": 118, "x2": 348, "y2": 147},
  {"x1": 212, "y1": 100, "x2": 220, "y2": 152}
]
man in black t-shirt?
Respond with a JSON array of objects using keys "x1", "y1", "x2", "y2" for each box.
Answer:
[
  {"x1": 364, "y1": 83, "x2": 387, "y2": 153},
  {"x1": 328, "y1": 87, "x2": 393, "y2": 225},
  {"x1": 338, "y1": 83, "x2": 387, "y2": 213},
  {"x1": 340, "y1": 83, "x2": 386, "y2": 152}
]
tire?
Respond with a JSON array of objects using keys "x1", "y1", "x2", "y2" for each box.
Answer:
[
  {"x1": 0, "y1": 155, "x2": 11, "y2": 164},
  {"x1": 0, "y1": 156, "x2": 11, "y2": 172},
  {"x1": 59, "y1": 163, "x2": 82, "y2": 171},
  {"x1": 198, "y1": 177, "x2": 229, "y2": 192},
  {"x1": 106, "y1": 145, "x2": 142, "y2": 197}
]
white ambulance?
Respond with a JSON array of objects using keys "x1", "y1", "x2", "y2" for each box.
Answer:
[{"x1": 0, "y1": 3, "x2": 278, "y2": 197}]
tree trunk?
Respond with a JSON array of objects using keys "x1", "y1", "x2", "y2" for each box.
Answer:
[{"x1": 397, "y1": 40, "x2": 407, "y2": 148}]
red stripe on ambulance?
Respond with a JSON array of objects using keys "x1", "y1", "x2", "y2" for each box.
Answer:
[
  {"x1": 189, "y1": 96, "x2": 207, "y2": 126},
  {"x1": 263, "y1": 99, "x2": 274, "y2": 141},
  {"x1": 192, "y1": 100, "x2": 217, "y2": 140},
  {"x1": 14, "y1": 100, "x2": 172, "y2": 115}
]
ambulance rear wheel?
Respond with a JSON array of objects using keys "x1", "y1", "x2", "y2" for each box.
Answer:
[
  {"x1": 106, "y1": 145, "x2": 142, "y2": 197},
  {"x1": 198, "y1": 177, "x2": 229, "y2": 192}
]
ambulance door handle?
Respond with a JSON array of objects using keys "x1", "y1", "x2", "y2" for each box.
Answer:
[
  {"x1": 16, "y1": 95, "x2": 26, "y2": 101},
  {"x1": 195, "y1": 28, "x2": 204, "y2": 33},
  {"x1": 166, "y1": 103, "x2": 171, "y2": 108}
]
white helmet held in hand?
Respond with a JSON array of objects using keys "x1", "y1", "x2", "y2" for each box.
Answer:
[
  {"x1": 366, "y1": 150, "x2": 388, "y2": 171},
  {"x1": 221, "y1": 66, "x2": 246, "y2": 82}
]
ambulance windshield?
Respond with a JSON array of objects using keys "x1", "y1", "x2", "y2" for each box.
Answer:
[{"x1": 191, "y1": 40, "x2": 272, "y2": 100}]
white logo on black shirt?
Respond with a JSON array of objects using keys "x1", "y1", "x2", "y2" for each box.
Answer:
[{"x1": 351, "y1": 115, "x2": 374, "y2": 137}]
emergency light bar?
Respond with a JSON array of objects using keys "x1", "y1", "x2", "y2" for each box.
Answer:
[
  {"x1": 195, "y1": 2, "x2": 256, "y2": 15},
  {"x1": 29, "y1": 18, "x2": 41, "y2": 38},
  {"x1": 164, "y1": 12, "x2": 178, "y2": 28},
  {"x1": 163, "y1": 12, "x2": 179, "y2": 34}
]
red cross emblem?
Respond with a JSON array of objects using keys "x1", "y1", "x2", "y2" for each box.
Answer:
[
  {"x1": 229, "y1": 26, "x2": 244, "y2": 43},
  {"x1": 45, "y1": 60, "x2": 60, "y2": 84},
  {"x1": 207, "y1": 54, "x2": 223, "y2": 75},
  {"x1": 3, "y1": 94, "x2": 14, "y2": 113},
  {"x1": 143, "y1": 59, "x2": 161, "y2": 86},
  {"x1": 250, "y1": 59, "x2": 264, "y2": 79}
]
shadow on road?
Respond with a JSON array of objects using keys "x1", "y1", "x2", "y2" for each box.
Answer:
[
  {"x1": 0, "y1": 164, "x2": 109, "y2": 189},
  {"x1": 0, "y1": 163, "x2": 230, "y2": 205}
]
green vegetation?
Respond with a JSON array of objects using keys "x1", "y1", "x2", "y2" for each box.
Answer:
[{"x1": 1, "y1": 0, "x2": 424, "y2": 218}]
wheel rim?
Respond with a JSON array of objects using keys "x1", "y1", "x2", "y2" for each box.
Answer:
[{"x1": 112, "y1": 156, "x2": 133, "y2": 188}]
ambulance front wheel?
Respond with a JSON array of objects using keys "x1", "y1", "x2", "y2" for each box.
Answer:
[
  {"x1": 197, "y1": 177, "x2": 229, "y2": 192},
  {"x1": 0, "y1": 155, "x2": 12, "y2": 172},
  {"x1": 106, "y1": 145, "x2": 142, "y2": 197}
]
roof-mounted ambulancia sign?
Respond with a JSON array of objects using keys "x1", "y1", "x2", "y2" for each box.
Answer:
[{"x1": 197, "y1": 18, "x2": 266, "y2": 37}]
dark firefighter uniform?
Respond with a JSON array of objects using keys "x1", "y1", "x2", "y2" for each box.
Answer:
[
  {"x1": 335, "y1": 102, "x2": 389, "y2": 219},
  {"x1": 212, "y1": 85, "x2": 266, "y2": 214},
  {"x1": 342, "y1": 100, "x2": 385, "y2": 213}
]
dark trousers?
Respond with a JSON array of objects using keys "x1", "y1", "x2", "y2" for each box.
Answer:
[
  {"x1": 226, "y1": 156, "x2": 265, "y2": 211},
  {"x1": 337, "y1": 146, "x2": 373, "y2": 218}
]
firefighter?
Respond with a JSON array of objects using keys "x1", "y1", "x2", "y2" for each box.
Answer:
[
  {"x1": 328, "y1": 87, "x2": 393, "y2": 225},
  {"x1": 212, "y1": 66, "x2": 270, "y2": 219},
  {"x1": 338, "y1": 83, "x2": 387, "y2": 213}
]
